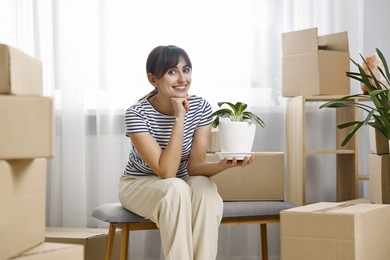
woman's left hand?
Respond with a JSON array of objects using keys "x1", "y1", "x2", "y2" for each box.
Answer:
[{"x1": 220, "y1": 154, "x2": 254, "y2": 169}]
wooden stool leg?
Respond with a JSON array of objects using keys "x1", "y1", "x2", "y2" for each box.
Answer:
[
  {"x1": 105, "y1": 224, "x2": 116, "y2": 260},
  {"x1": 260, "y1": 224, "x2": 268, "y2": 260},
  {"x1": 120, "y1": 224, "x2": 130, "y2": 260}
]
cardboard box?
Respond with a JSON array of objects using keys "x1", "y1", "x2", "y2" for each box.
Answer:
[
  {"x1": 281, "y1": 202, "x2": 390, "y2": 260},
  {"x1": 207, "y1": 130, "x2": 221, "y2": 153},
  {"x1": 0, "y1": 44, "x2": 43, "y2": 95},
  {"x1": 208, "y1": 152, "x2": 284, "y2": 201},
  {"x1": 0, "y1": 95, "x2": 54, "y2": 159},
  {"x1": 0, "y1": 159, "x2": 47, "y2": 260},
  {"x1": 369, "y1": 154, "x2": 390, "y2": 204},
  {"x1": 282, "y1": 28, "x2": 350, "y2": 97},
  {"x1": 45, "y1": 227, "x2": 122, "y2": 260},
  {"x1": 369, "y1": 127, "x2": 389, "y2": 154},
  {"x1": 11, "y1": 242, "x2": 83, "y2": 260}
]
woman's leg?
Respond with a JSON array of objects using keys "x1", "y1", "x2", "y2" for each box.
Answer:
[
  {"x1": 118, "y1": 175, "x2": 194, "y2": 260},
  {"x1": 184, "y1": 176, "x2": 224, "y2": 260}
]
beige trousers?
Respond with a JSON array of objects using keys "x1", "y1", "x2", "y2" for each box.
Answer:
[{"x1": 118, "y1": 174, "x2": 223, "y2": 260}]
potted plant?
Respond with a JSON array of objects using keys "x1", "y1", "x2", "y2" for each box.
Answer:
[
  {"x1": 319, "y1": 48, "x2": 390, "y2": 147},
  {"x1": 209, "y1": 101, "x2": 265, "y2": 158}
]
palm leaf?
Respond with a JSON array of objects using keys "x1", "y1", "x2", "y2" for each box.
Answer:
[
  {"x1": 320, "y1": 49, "x2": 390, "y2": 146},
  {"x1": 339, "y1": 122, "x2": 363, "y2": 146}
]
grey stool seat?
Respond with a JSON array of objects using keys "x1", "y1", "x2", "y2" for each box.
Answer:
[{"x1": 92, "y1": 201, "x2": 294, "y2": 260}]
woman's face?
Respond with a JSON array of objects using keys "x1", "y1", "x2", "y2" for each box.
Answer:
[{"x1": 153, "y1": 58, "x2": 192, "y2": 98}]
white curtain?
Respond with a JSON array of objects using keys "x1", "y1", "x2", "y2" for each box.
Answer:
[{"x1": 1, "y1": 0, "x2": 371, "y2": 259}]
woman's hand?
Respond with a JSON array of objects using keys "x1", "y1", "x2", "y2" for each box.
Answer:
[
  {"x1": 219, "y1": 154, "x2": 254, "y2": 169},
  {"x1": 171, "y1": 96, "x2": 190, "y2": 119}
]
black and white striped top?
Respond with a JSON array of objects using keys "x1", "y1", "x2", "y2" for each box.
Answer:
[{"x1": 124, "y1": 95, "x2": 213, "y2": 178}]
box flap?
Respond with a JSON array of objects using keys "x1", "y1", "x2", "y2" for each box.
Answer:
[
  {"x1": 318, "y1": 31, "x2": 349, "y2": 52},
  {"x1": 282, "y1": 28, "x2": 318, "y2": 55}
]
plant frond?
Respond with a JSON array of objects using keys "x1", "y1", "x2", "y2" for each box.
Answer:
[
  {"x1": 242, "y1": 111, "x2": 265, "y2": 128},
  {"x1": 376, "y1": 48, "x2": 390, "y2": 80},
  {"x1": 337, "y1": 121, "x2": 361, "y2": 129},
  {"x1": 209, "y1": 108, "x2": 233, "y2": 118},
  {"x1": 339, "y1": 122, "x2": 363, "y2": 146}
]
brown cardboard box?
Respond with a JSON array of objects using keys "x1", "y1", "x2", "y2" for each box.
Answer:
[
  {"x1": 0, "y1": 95, "x2": 54, "y2": 159},
  {"x1": 208, "y1": 152, "x2": 284, "y2": 200},
  {"x1": 0, "y1": 159, "x2": 47, "y2": 260},
  {"x1": 45, "y1": 227, "x2": 122, "y2": 260},
  {"x1": 369, "y1": 127, "x2": 389, "y2": 154},
  {"x1": 0, "y1": 44, "x2": 43, "y2": 95},
  {"x1": 282, "y1": 28, "x2": 350, "y2": 97},
  {"x1": 281, "y1": 202, "x2": 390, "y2": 260},
  {"x1": 207, "y1": 130, "x2": 221, "y2": 153},
  {"x1": 369, "y1": 154, "x2": 390, "y2": 204},
  {"x1": 11, "y1": 242, "x2": 83, "y2": 260}
]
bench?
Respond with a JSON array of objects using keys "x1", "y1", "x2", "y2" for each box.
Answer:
[{"x1": 92, "y1": 201, "x2": 294, "y2": 260}]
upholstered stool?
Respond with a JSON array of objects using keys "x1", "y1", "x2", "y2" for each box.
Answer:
[{"x1": 92, "y1": 201, "x2": 294, "y2": 260}]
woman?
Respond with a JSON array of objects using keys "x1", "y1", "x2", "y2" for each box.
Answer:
[{"x1": 119, "y1": 45, "x2": 254, "y2": 260}]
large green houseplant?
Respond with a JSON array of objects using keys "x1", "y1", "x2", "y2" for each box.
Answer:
[
  {"x1": 320, "y1": 48, "x2": 390, "y2": 146},
  {"x1": 209, "y1": 102, "x2": 265, "y2": 154}
]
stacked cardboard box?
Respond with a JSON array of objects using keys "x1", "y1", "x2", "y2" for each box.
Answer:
[
  {"x1": 281, "y1": 27, "x2": 350, "y2": 97},
  {"x1": 368, "y1": 127, "x2": 390, "y2": 204},
  {"x1": 281, "y1": 202, "x2": 390, "y2": 260},
  {"x1": 0, "y1": 44, "x2": 81, "y2": 259}
]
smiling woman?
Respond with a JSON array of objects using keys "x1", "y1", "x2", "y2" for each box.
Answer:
[{"x1": 119, "y1": 45, "x2": 255, "y2": 259}]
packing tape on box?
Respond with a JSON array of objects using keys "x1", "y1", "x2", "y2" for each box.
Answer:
[{"x1": 311, "y1": 202, "x2": 369, "y2": 213}]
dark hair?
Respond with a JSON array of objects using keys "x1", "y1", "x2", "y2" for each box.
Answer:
[{"x1": 146, "y1": 45, "x2": 192, "y2": 79}]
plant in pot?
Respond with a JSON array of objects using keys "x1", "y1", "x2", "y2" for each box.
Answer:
[
  {"x1": 209, "y1": 101, "x2": 265, "y2": 159},
  {"x1": 319, "y1": 48, "x2": 390, "y2": 149},
  {"x1": 320, "y1": 48, "x2": 390, "y2": 204}
]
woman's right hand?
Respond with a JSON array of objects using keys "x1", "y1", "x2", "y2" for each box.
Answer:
[{"x1": 171, "y1": 96, "x2": 190, "y2": 119}]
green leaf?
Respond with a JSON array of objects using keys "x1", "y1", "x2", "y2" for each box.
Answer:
[
  {"x1": 337, "y1": 121, "x2": 361, "y2": 129},
  {"x1": 376, "y1": 48, "x2": 390, "y2": 81},
  {"x1": 209, "y1": 108, "x2": 233, "y2": 118},
  {"x1": 321, "y1": 50, "x2": 390, "y2": 145},
  {"x1": 242, "y1": 111, "x2": 265, "y2": 127},
  {"x1": 210, "y1": 101, "x2": 265, "y2": 128},
  {"x1": 340, "y1": 122, "x2": 362, "y2": 146},
  {"x1": 211, "y1": 116, "x2": 219, "y2": 128},
  {"x1": 370, "y1": 89, "x2": 386, "y2": 96},
  {"x1": 235, "y1": 102, "x2": 248, "y2": 116}
]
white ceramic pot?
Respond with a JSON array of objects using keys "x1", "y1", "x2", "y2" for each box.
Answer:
[{"x1": 218, "y1": 121, "x2": 256, "y2": 152}]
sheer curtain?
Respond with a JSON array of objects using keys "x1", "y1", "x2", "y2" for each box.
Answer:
[{"x1": 1, "y1": 0, "x2": 367, "y2": 259}]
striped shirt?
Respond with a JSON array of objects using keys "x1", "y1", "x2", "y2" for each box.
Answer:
[{"x1": 124, "y1": 95, "x2": 213, "y2": 178}]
